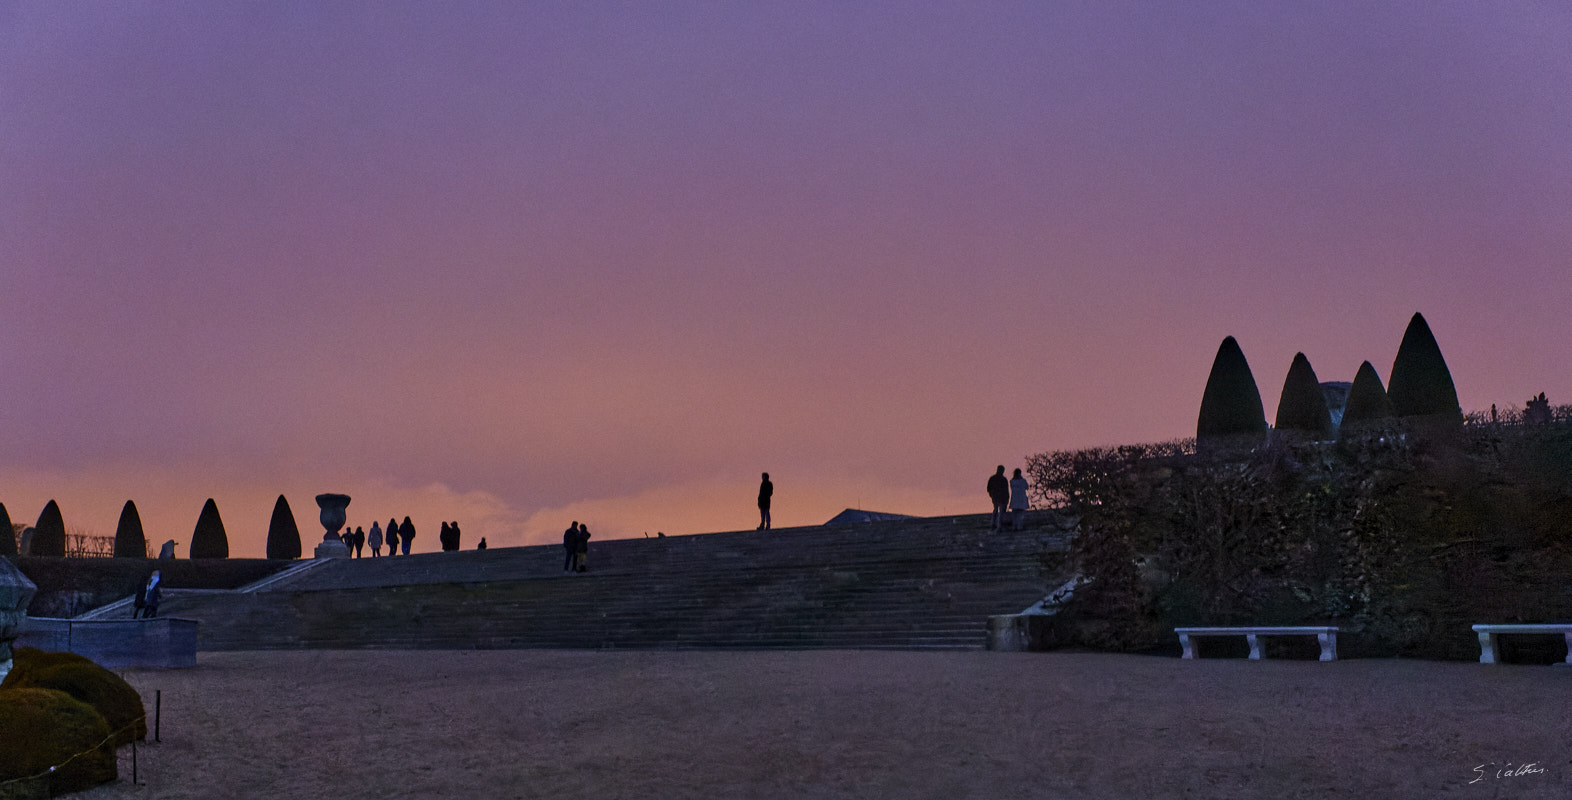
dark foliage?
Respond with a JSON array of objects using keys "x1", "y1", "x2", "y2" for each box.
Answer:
[
  {"x1": 0, "y1": 687, "x2": 117, "y2": 794},
  {"x1": 112, "y1": 501, "x2": 146, "y2": 558},
  {"x1": 189, "y1": 498, "x2": 229, "y2": 559},
  {"x1": 1028, "y1": 418, "x2": 1572, "y2": 659},
  {"x1": 266, "y1": 495, "x2": 302, "y2": 561},
  {"x1": 1196, "y1": 336, "x2": 1267, "y2": 443},
  {"x1": 1340, "y1": 360, "x2": 1394, "y2": 426},
  {"x1": 31, "y1": 500, "x2": 66, "y2": 558},
  {"x1": 1388, "y1": 312, "x2": 1462, "y2": 421},
  {"x1": 0, "y1": 502, "x2": 14, "y2": 558},
  {"x1": 1274, "y1": 352, "x2": 1332, "y2": 436},
  {"x1": 2, "y1": 647, "x2": 147, "y2": 745}
]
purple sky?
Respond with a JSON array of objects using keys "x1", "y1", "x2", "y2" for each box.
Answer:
[{"x1": 3, "y1": 2, "x2": 1569, "y2": 555}]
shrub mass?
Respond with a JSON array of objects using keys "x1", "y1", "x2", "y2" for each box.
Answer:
[
  {"x1": 266, "y1": 495, "x2": 302, "y2": 560},
  {"x1": 1388, "y1": 312, "x2": 1461, "y2": 421},
  {"x1": 2, "y1": 647, "x2": 147, "y2": 746},
  {"x1": 30, "y1": 500, "x2": 66, "y2": 558},
  {"x1": 0, "y1": 687, "x2": 117, "y2": 795},
  {"x1": 1274, "y1": 352, "x2": 1332, "y2": 436},
  {"x1": 113, "y1": 500, "x2": 147, "y2": 558},
  {"x1": 1340, "y1": 361, "x2": 1394, "y2": 426}
]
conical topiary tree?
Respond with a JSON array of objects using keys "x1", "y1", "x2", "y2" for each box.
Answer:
[
  {"x1": 189, "y1": 498, "x2": 229, "y2": 559},
  {"x1": 1274, "y1": 352, "x2": 1333, "y2": 437},
  {"x1": 266, "y1": 495, "x2": 302, "y2": 561},
  {"x1": 113, "y1": 501, "x2": 147, "y2": 558},
  {"x1": 0, "y1": 502, "x2": 15, "y2": 558},
  {"x1": 1197, "y1": 336, "x2": 1268, "y2": 443},
  {"x1": 1388, "y1": 312, "x2": 1462, "y2": 421},
  {"x1": 31, "y1": 500, "x2": 66, "y2": 557},
  {"x1": 1341, "y1": 360, "x2": 1394, "y2": 426}
]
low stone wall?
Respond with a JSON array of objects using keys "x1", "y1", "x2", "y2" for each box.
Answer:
[
  {"x1": 15, "y1": 557, "x2": 290, "y2": 617},
  {"x1": 17, "y1": 617, "x2": 198, "y2": 668}
]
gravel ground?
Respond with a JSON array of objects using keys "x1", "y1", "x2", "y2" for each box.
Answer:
[{"x1": 78, "y1": 649, "x2": 1571, "y2": 799}]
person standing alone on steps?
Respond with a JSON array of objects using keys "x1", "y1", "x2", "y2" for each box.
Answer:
[
  {"x1": 757, "y1": 472, "x2": 773, "y2": 531},
  {"x1": 987, "y1": 465, "x2": 1010, "y2": 532}
]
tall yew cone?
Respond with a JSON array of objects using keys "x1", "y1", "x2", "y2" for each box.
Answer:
[
  {"x1": 1341, "y1": 361, "x2": 1394, "y2": 426},
  {"x1": 1274, "y1": 353, "x2": 1333, "y2": 437},
  {"x1": 1388, "y1": 313, "x2": 1462, "y2": 421},
  {"x1": 31, "y1": 500, "x2": 66, "y2": 557},
  {"x1": 189, "y1": 498, "x2": 230, "y2": 559},
  {"x1": 1197, "y1": 336, "x2": 1267, "y2": 443},
  {"x1": 0, "y1": 502, "x2": 15, "y2": 558},
  {"x1": 113, "y1": 501, "x2": 147, "y2": 558},
  {"x1": 266, "y1": 495, "x2": 302, "y2": 560}
]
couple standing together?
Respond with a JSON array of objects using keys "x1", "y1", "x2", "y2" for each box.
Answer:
[
  {"x1": 562, "y1": 522, "x2": 591, "y2": 572},
  {"x1": 987, "y1": 466, "x2": 1030, "y2": 531}
]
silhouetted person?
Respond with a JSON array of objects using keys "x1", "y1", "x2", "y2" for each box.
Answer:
[
  {"x1": 138, "y1": 570, "x2": 162, "y2": 619},
  {"x1": 1009, "y1": 468, "x2": 1030, "y2": 531},
  {"x1": 451, "y1": 521, "x2": 461, "y2": 551},
  {"x1": 987, "y1": 465, "x2": 1009, "y2": 532},
  {"x1": 385, "y1": 519, "x2": 399, "y2": 557},
  {"x1": 440, "y1": 521, "x2": 454, "y2": 551},
  {"x1": 563, "y1": 522, "x2": 580, "y2": 572},
  {"x1": 575, "y1": 525, "x2": 591, "y2": 572},
  {"x1": 400, "y1": 517, "x2": 416, "y2": 555},
  {"x1": 476, "y1": 537, "x2": 487, "y2": 550},
  {"x1": 757, "y1": 472, "x2": 773, "y2": 531},
  {"x1": 368, "y1": 521, "x2": 384, "y2": 557},
  {"x1": 352, "y1": 526, "x2": 366, "y2": 557}
]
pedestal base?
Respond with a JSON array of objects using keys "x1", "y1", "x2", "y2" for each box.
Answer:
[{"x1": 314, "y1": 539, "x2": 351, "y2": 559}]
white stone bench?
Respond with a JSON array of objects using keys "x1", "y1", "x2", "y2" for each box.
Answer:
[
  {"x1": 1175, "y1": 626, "x2": 1340, "y2": 661},
  {"x1": 1471, "y1": 624, "x2": 1572, "y2": 665}
]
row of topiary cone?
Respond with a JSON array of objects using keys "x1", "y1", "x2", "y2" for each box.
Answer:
[
  {"x1": 1198, "y1": 312, "x2": 1462, "y2": 442},
  {"x1": 1, "y1": 495, "x2": 307, "y2": 562}
]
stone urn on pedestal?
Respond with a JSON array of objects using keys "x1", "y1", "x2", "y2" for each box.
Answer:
[
  {"x1": 313, "y1": 493, "x2": 353, "y2": 559},
  {"x1": 0, "y1": 557, "x2": 38, "y2": 683}
]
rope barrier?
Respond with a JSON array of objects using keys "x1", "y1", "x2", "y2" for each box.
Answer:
[{"x1": 0, "y1": 712, "x2": 151, "y2": 789}]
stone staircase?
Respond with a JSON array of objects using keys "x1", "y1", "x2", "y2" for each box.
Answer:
[{"x1": 150, "y1": 513, "x2": 1073, "y2": 651}]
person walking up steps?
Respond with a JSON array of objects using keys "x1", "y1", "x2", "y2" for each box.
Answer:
[
  {"x1": 987, "y1": 465, "x2": 1009, "y2": 532},
  {"x1": 1009, "y1": 468, "x2": 1030, "y2": 531},
  {"x1": 757, "y1": 472, "x2": 773, "y2": 531}
]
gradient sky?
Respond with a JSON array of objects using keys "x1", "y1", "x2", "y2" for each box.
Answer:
[{"x1": 3, "y1": 2, "x2": 1569, "y2": 555}]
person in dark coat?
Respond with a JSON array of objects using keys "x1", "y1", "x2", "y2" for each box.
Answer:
[
  {"x1": 757, "y1": 472, "x2": 773, "y2": 531},
  {"x1": 987, "y1": 465, "x2": 1010, "y2": 532},
  {"x1": 368, "y1": 521, "x2": 384, "y2": 556},
  {"x1": 575, "y1": 525, "x2": 591, "y2": 572},
  {"x1": 476, "y1": 537, "x2": 487, "y2": 550},
  {"x1": 385, "y1": 518, "x2": 399, "y2": 556},
  {"x1": 563, "y1": 522, "x2": 580, "y2": 572},
  {"x1": 450, "y1": 521, "x2": 461, "y2": 551},
  {"x1": 138, "y1": 570, "x2": 162, "y2": 619},
  {"x1": 439, "y1": 521, "x2": 453, "y2": 551},
  {"x1": 400, "y1": 517, "x2": 416, "y2": 555},
  {"x1": 352, "y1": 526, "x2": 366, "y2": 557}
]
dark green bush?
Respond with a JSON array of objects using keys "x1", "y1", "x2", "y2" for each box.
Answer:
[
  {"x1": 1196, "y1": 336, "x2": 1267, "y2": 443},
  {"x1": 2, "y1": 647, "x2": 146, "y2": 745},
  {"x1": 1274, "y1": 352, "x2": 1332, "y2": 436},
  {"x1": 113, "y1": 500, "x2": 146, "y2": 559},
  {"x1": 266, "y1": 495, "x2": 301, "y2": 561},
  {"x1": 30, "y1": 501, "x2": 65, "y2": 558},
  {"x1": 189, "y1": 498, "x2": 229, "y2": 560},
  {"x1": 1388, "y1": 312, "x2": 1462, "y2": 421},
  {"x1": 1340, "y1": 360, "x2": 1394, "y2": 426},
  {"x1": 0, "y1": 687, "x2": 117, "y2": 795}
]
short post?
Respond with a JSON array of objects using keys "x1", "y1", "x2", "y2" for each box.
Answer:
[
  {"x1": 131, "y1": 736, "x2": 138, "y2": 784},
  {"x1": 1317, "y1": 631, "x2": 1338, "y2": 661},
  {"x1": 1477, "y1": 631, "x2": 1496, "y2": 664},
  {"x1": 1245, "y1": 633, "x2": 1262, "y2": 660},
  {"x1": 155, "y1": 690, "x2": 162, "y2": 742}
]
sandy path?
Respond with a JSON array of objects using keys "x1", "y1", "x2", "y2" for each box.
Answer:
[{"x1": 78, "y1": 650, "x2": 1569, "y2": 799}]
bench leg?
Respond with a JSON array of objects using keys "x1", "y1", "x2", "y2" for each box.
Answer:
[
  {"x1": 1179, "y1": 633, "x2": 1197, "y2": 659},
  {"x1": 1478, "y1": 631, "x2": 1497, "y2": 664},
  {"x1": 1246, "y1": 633, "x2": 1262, "y2": 660},
  {"x1": 1564, "y1": 633, "x2": 1572, "y2": 666},
  {"x1": 1318, "y1": 632, "x2": 1337, "y2": 661}
]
